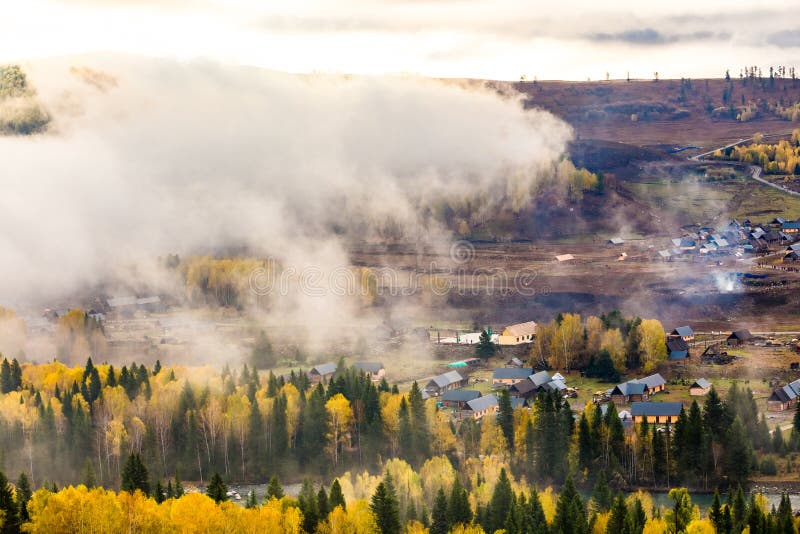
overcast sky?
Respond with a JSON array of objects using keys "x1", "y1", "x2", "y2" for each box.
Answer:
[{"x1": 4, "y1": 0, "x2": 800, "y2": 80}]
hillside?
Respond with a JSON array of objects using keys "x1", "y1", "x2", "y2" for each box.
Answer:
[{"x1": 503, "y1": 76, "x2": 800, "y2": 147}]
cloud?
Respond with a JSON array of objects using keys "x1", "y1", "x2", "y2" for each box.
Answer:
[
  {"x1": 587, "y1": 28, "x2": 729, "y2": 45},
  {"x1": 766, "y1": 29, "x2": 800, "y2": 48},
  {"x1": 1, "y1": 55, "x2": 572, "y2": 328}
]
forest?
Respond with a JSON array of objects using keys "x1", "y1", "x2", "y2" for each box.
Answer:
[
  {"x1": 711, "y1": 130, "x2": 800, "y2": 175},
  {"x1": 0, "y1": 343, "x2": 797, "y2": 533}
]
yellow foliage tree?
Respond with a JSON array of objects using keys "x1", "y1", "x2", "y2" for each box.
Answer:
[
  {"x1": 326, "y1": 394, "x2": 354, "y2": 467},
  {"x1": 637, "y1": 319, "x2": 667, "y2": 373}
]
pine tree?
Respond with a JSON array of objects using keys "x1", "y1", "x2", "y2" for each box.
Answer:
[
  {"x1": 447, "y1": 478, "x2": 472, "y2": 527},
  {"x1": 430, "y1": 488, "x2": 449, "y2": 534},
  {"x1": 475, "y1": 330, "x2": 496, "y2": 360},
  {"x1": 628, "y1": 498, "x2": 646, "y2": 534},
  {"x1": 552, "y1": 477, "x2": 588, "y2": 534},
  {"x1": 9, "y1": 360, "x2": 21, "y2": 391},
  {"x1": 330, "y1": 479, "x2": 346, "y2": 511},
  {"x1": 486, "y1": 468, "x2": 513, "y2": 534},
  {"x1": 121, "y1": 453, "x2": 150, "y2": 495},
  {"x1": 299, "y1": 480, "x2": 320, "y2": 534},
  {"x1": 206, "y1": 472, "x2": 228, "y2": 503},
  {"x1": 498, "y1": 389, "x2": 514, "y2": 450},
  {"x1": 15, "y1": 473, "x2": 31, "y2": 523},
  {"x1": 317, "y1": 486, "x2": 330, "y2": 520},
  {"x1": 725, "y1": 418, "x2": 753, "y2": 486},
  {"x1": 371, "y1": 474, "x2": 401, "y2": 534},
  {"x1": 166, "y1": 481, "x2": 174, "y2": 500},
  {"x1": 0, "y1": 470, "x2": 19, "y2": 534},
  {"x1": 592, "y1": 471, "x2": 612, "y2": 513},
  {"x1": 153, "y1": 480, "x2": 165, "y2": 504},
  {"x1": 0, "y1": 359, "x2": 11, "y2": 394},
  {"x1": 246, "y1": 489, "x2": 258, "y2": 509},
  {"x1": 266, "y1": 475, "x2": 284, "y2": 500},
  {"x1": 82, "y1": 459, "x2": 97, "y2": 488},
  {"x1": 605, "y1": 493, "x2": 628, "y2": 533},
  {"x1": 577, "y1": 412, "x2": 593, "y2": 472},
  {"x1": 709, "y1": 490, "x2": 723, "y2": 532},
  {"x1": 174, "y1": 470, "x2": 184, "y2": 497}
]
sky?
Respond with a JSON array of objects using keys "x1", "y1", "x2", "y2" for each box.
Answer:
[{"x1": 4, "y1": 0, "x2": 800, "y2": 80}]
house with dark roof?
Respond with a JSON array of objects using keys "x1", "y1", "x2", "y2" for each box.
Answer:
[
  {"x1": 426, "y1": 371, "x2": 465, "y2": 396},
  {"x1": 492, "y1": 367, "x2": 534, "y2": 387},
  {"x1": 506, "y1": 357, "x2": 524, "y2": 367},
  {"x1": 767, "y1": 379, "x2": 800, "y2": 411},
  {"x1": 529, "y1": 371, "x2": 552, "y2": 389},
  {"x1": 630, "y1": 402, "x2": 683, "y2": 424},
  {"x1": 310, "y1": 363, "x2": 338, "y2": 384},
  {"x1": 667, "y1": 338, "x2": 690, "y2": 361},
  {"x1": 463, "y1": 395, "x2": 499, "y2": 420},
  {"x1": 727, "y1": 330, "x2": 753, "y2": 346},
  {"x1": 610, "y1": 381, "x2": 646, "y2": 404},
  {"x1": 670, "y1": 327, "x2": 694, "y2": 341},
  {"x1": 689, "y1": 378, "x2": 712, "y2": 396},
  {"x1": 441, "y1": 389, "x2": 481, "y2": 409},
  {"x1": 354, "y1": 362, "x2": 385, "y2": 382},
  {"x1": 509, "y1": 379, "x2": 538, "y2": 400},
  {"x1": 609, "y1": 373, "x2": 666, "y2": 404}
]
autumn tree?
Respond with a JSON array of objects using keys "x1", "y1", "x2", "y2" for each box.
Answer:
[
  {"x1": 637, "y1": 319, "x2": 666, "y2": 372},
  {"x1": 326, "y1": 394, "x2": 354, "y2": 467},
  {"x1": 550, "y1": 313, "x2": 583, "y2": 371}
]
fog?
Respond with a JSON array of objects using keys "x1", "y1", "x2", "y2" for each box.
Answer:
[{"x1": 0, "y1": 55, "x2": 572, "y2": 342}]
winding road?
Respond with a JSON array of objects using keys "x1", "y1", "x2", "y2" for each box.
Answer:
[{"x1": 691, "y1": 134, "x2": 800, "y2": 197}]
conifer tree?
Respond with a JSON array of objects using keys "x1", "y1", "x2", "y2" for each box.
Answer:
[
  {"x1": 498, "y1": 389, "x2": 514, "y2": 450},
  {"x1": 447, "y1": 478, "x2": 472, "y2": 527},
  {"x1": 15, "y1": 473, "x2": 31, "y2": 523},
  {"x1": 552, "y1": 477, "x2": 588, "y2": 534},
  {"x1": 206, "y1": 472, "x2": 228, "y2": 503},
  {"x1": 266, "y1": 475, "x2": 284, "y2": 500},
  {"x1": 486, "y1": 468, "x2": 513, "y2": 534},
  {"x1": 330, "y1": 479, "x2": 346, "y2": 511},
  {"x1": 121, "y1": 453, "x2": 150, "y2": 495},
  {"x1": 0, "y1": 470, "x2": 19, "y2": 534},
  {"x1": 299, "y1": 480, "x2": 320, "y2": 534},
  {"x1": 371, "y1": 474, "x2": 401, "y2": 534},
  {"x1": 153, "y1": 480, "x2": 165, "y2": 504},
  {"x1": 592, "y1": 471, "x2": 612, "y2": 513},
  {"x1": 430, "y1": 488, "x2": 449, "y2": 534},
  {"x1": 605, "y1": 493, "x2": 628, "y2": 533},
  {"x1": 317, "y1": 486, "x2": 330, "y2": 520},
  {"x1": 246, "y1": 489, "x2": 258, "y2": 509}
]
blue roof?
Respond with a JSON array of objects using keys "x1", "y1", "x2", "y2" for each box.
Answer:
[
  {"x1": 673, "y1": 326, "x2": 694, "y2": 337},
  {"x1": 428, "y1": 371, "x2": 464, "y2": 388},
  {"x1": 311, "y1": 363, "x2": 337, "y2": 376},
  {"x1": 613, "y1": 382, "x2": 646, "y2": 396},
  {"x1": 783, "y1": 222, "x2": 800, "y2": 230},
  {"x1": 630, "y1": 402, "x2": 683, "y2": 417},
  {"x1": 466, "y1": 395, "x2": 498, "y2": 412},
  {"x1": 442, "y1": 389, "x2": 482, "y2": 402},
  {"x1": 668, "y1": 350, "x2": 688, "y2": 361},
  {"x1": 493, "y1": 367, "x2": 534, "y2": 380},
  {"x1": 691, "y1": 378, "x2": 711, "y2": 389}
]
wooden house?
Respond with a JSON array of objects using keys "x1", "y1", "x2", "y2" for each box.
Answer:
[
  {"x1": 727, "y1": 330, "x2": 753, "y2": 346},
  {"x1": 353, "y1": 362, "x2": 385, "y2": 382},
  {"x1": 610, "y1": 381, "x2": 645, "y2": 404},
  {"x1": 667, "y1": 338, "x2": 690, "y2": 361},
  {"x1": 492, "y1": 367, "x2": 534, "y2": 387},
  {"x1": 425, "y1": 371, "x2": 465, "y2": 396},
  {"x1": 441, "y1": 389, "x2": 481, "y2": 409},
  {"x1": 498, "y1": 321, "x2": 537, "y2": 345},
  {"x1": 463, "y1": 395, "x2": 498, "y2": 420},
  {"x1": 670, "y1": 326, "x2": 695, "y2": 342},
  {"x1": 630, "y1": 402, "x2": 683, "y2": 424},
  {"x1": 689, "y1": 378, "x2": 712, "y2": 396},
  {"x1": 509, "y1": 379, "x2": 537, "y2": 400},
  {"x1": 309, "y1": 363, "x2": 337, "y2": 384},
  {"x1": 529, "y1": 371, "x2": 552, "y2": 390},
  {"x1": 767, "y1": 379, "x2": 800, "y2": 411}
]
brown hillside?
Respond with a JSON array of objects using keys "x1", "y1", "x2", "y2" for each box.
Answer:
[{"x1": 500, "y1": 77, "x2": 800, "y2": 147}]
